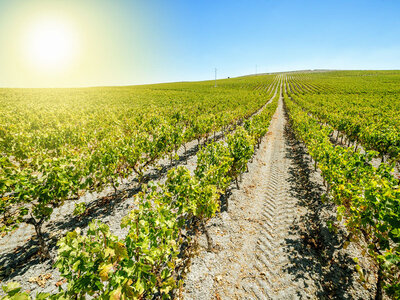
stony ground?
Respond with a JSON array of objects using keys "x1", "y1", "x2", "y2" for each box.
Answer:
[
  {"x1": 0, "y1": 125, "x2": 208, "y2": 295},
  {"x1": 0, "y1": 79, "x2": 380, "y2": 299},
  {"x1": 181, "y1": 92, "x2": 377, "y2": 299}
]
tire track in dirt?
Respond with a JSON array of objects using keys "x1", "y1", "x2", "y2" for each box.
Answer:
[
  {"x1": 182, "y1": 84, "x2": 314, "y2": 299},
  {"x1": 246, "y1": 163, "x2": 298, "y2": 299},
  {"x1": 240, "y1": 85, "x2": 307, "y2": 299},
  {"x1": 182, "y1": 77, "x2": 374, "y2": 299}
]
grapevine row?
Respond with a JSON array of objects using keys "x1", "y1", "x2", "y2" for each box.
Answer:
[
  {"x1": 1, "y1": 79, "x2": 281, "y2": 299},
  {"x1": 284, "y1": 80, "x2": 400, "y2": 299},
  {"x1": 0, "y1": 75, "x2": 280, "y2": 258},
  {"x1": 287, "y1": 72, "x2": 400, "y2": 167}
]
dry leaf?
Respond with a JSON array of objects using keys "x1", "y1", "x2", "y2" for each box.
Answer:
[
  {"x1": 28, "y1": 273, "x2": 52, "y2": 287},
  {"x1": 55, "y1": 278, "x2": 67, "y2": 287}
]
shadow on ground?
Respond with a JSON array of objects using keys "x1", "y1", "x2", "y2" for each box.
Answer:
[
  {"x1": 282, "y1": 111, "x2": 369, "y2": 299},
  {"x1": 0, "y1": 138, "x2": 208, "y2": 282}
]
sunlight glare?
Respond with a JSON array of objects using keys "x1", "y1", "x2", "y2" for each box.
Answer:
[{"x1": 25, "y1": 18, "x2": 78, "y2": 71}]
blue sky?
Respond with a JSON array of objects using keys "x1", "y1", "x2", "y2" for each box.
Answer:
[{"x1": 0, "y1": 0, "x2": 399, "y2": 87}]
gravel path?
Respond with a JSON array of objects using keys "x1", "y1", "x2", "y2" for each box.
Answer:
[{"x1": 182, "y1": 84, "x2": 375, "y2": 299}]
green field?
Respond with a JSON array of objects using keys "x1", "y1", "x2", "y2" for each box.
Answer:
[{"x1": 1, "y1": 71, "x2": 399, "y2": 299}]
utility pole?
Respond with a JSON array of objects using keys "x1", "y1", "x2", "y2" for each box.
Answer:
[{"x1": 214, "y1": 68, "x2": 217, "y2": 87}]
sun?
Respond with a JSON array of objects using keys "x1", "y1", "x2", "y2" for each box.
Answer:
[{"x1": 25, "y1": 18, "x2": 79, "y2": 71}]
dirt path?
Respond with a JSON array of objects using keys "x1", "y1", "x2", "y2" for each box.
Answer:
[{"x1": 182, "y1": 85, "x2": 374, "y2": 299}]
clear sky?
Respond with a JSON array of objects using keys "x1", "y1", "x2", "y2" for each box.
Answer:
[{"x1": 0, "y1": 0, "x2": 399, "y2": 87}]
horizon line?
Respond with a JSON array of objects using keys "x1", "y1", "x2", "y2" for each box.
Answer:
[{"x1": 1, "y1": 68, "x2": 399, "y2": 89}]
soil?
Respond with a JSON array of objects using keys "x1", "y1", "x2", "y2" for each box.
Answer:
[
  {"x1": 0, "y1": 80, "x2": 279, "y2": 296},
  {"x1": 0, "y1": 76, "x2": 380, "y2": 299},
  {"x1": 181, "y1": 87, "x2": 377, "y2": 299}
]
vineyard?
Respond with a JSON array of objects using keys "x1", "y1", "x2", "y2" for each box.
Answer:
[{"x1": 0, "y1": 71, "x2": 399, "y2": 299}]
